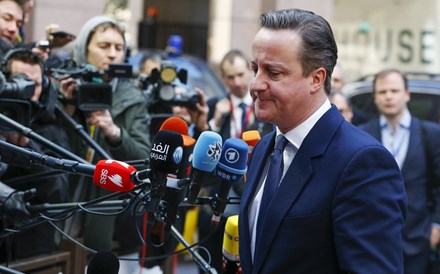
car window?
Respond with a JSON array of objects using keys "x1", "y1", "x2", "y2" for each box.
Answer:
[{"x1": 345, "y1": 80, "x2": 440, "y2": 124}]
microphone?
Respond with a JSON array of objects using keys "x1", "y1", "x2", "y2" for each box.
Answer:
[
  {"x1": 148, "y1": 130, "x2": 184, "y2": 212},
  {"x1": 0, "y1": 140, "x2": 138, "y2": 192},
  {"x1": 222, "y1": 215, "x2": 242, "y2": 274},
  {"x1": 86, "y1": 250, "x2": 120, "y2": 274},
  {"x1": 212, "y1": 138, "x2": 248, "y2": 224},
  {"x1": 242, "y1": 130, "x2": 261, "y2": 157},
  {"x1": 159, "y1": 115, "x2": 189, "y2": 135},
  {"x1": 159, "y1": 116, "x2": 196, "y2": 179},
  {"x1": 186, "y1": 131, "x2": 223, "y2": 203},
  {"x1": 93, "y1": 159, "x2": 138, "y2": 192}
]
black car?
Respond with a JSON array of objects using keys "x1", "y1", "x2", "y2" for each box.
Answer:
[{"x1": 342, "y1": 72, "x2": 440, "y2": 124}]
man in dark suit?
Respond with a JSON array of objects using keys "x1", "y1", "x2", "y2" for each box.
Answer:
[
  {"x1": 359, "y1": 69, "x2": 440, "y2": 274},
  {"x1": 239, "y1": 9, "x2": 407, "y2": 273}
]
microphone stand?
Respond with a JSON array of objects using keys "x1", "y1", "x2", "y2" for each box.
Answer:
[
  {"x1": 2, "y1": 169, "x2": 66, "y2": 185},
  {"x1": 0, "y1": 113, "x2": 88, "y2": 164},
  {"x1": 171, "y1": 225, "x2": 218, "y2": 274},
  {"x1": 27, "y1": 198, "x2": 219, "y2": 274},
  {"x1": 54, "y1": 104, "x2": 112, "y2": 160},
  {"x1": 6, "y1": 189, "x2": 237, "y2": 273},
  {"x1": 0, "y1": 184, "x2": 146, "y2": 239},
  {"x1": 0, "y1": 265, "x2": 25, "y2": 274}
]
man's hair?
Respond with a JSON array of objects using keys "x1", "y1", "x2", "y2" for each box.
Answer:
[
  {"x1": 4, "y1": 48, "x2": 43, "y2": 79},
  {"x1": 0, "y1": 0, "x2": 26, "y2": 22},
  {"x1": 259, "y1": 9, "x2": 338, "y2": 94},
  {"x1": 139, "y1": 51, "x2": 162, "y2": 74},
  {"x1": 328, "y1": 89, "x2": 352, "y2": 108},
  {"x1": 220, "y1": 49, "x2": 250, "y2": 76},
  {"x1": 0, "y1": 0, "x2": 26, "y2": 10},
  {"x1": 373, "y1": 69, "x2": 408, "y2": 93},
  {"x1": 7, "y1": 49, "x2": 42, "y2": 67}
]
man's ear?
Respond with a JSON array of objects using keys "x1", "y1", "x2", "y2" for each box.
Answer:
[{"x1": 310, "y1": 67, "x2": 326, "y2": 94}]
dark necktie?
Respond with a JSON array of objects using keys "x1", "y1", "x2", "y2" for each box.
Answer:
[
  {"x1": 239, "y1": 102, "x2": 247, "y2": 132},
  {"x1": 256, "y1": 134, "x2": 289, "y2": 236}
]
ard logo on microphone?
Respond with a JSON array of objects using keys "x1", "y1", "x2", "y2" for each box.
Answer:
[{"x1": 224, "y1": 148, "x2": 240, "y2": 164}]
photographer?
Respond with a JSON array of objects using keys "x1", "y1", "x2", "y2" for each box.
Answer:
[
  {"x1": 138, "y1": 53, "x2": 209, "y2": 139},
  {"x1": 0, "y1": 48, "x2": 70, "y2": 261},
  {"x1": 57, "y1": 15, "x2": 150, "y2": 255}
]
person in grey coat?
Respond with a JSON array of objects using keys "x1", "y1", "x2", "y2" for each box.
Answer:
[{"x1": 57, "y1": 16, "x2": 150, "y2": 254}]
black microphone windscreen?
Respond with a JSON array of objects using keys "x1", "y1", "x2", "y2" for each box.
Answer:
[
  {"x1": 86, "y1": 250, "x2": 119, "y2": 274},
  {"x1": 150, "y1": 130, "x2": 184, "y2": 174}
]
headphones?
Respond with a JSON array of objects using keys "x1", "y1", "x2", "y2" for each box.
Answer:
[
  {"x1": 0, "y1": 48, "x2": 58, "y2": 122},
  {"x1": 1, "y1": 47, "x2": 51, "y2": 104}
]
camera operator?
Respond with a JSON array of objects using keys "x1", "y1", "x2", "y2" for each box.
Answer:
[
  {"x1": 138, "y1": 52, "x2": 209, "y2": 137},
  {"x1": 57, "y1": 15, "x2": 150, "y2": 254},
  {"x1": 0, "y1": 48, "x2": 70, "y2": 261}
]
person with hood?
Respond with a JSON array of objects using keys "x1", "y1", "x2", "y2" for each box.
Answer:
[{"x1": 57, "y1": 15, "x2": 150, "y2": 256}]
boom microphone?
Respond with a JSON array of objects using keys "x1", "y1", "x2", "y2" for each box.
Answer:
[
  {"x1": 0, "y1": 140, "x2": 138, "y2": 192},
  {"x1": 148, "y1": 130, "x2": 184, "y2": 212},
  {"x1": 186, "y1": 131, "x2": 223, "y2": 203},
  {"x1": 212, "y1": 138, "x2": 248, "y2": 224},
  {"x1": 222, "y1": 215, "x2": 241, "y2": 274}
]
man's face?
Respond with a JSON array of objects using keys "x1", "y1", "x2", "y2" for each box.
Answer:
[
  {"x1": 87, "y1": 27, "x2": 124, "y2": 71},
  {"x1": 374, "y1": 72, "x2": 410, "y2": 119},
  {"x1": 330, "y1": 93, "x2": 353, "y2": 123},
  {"x1": 331, "y1": 65, "x2": 344, "y2": 91},
  {"x1": 250, "y1": 28, "x2": 318, "y2": 132},
  {"x1": 0, "y1": 0, "x2": 23, "y2": 44},
  {"x1": 141, "y1": 58, "x2": 161, "y2": 76},
  {"x1": 221, "y1": 56, "x2": 253, "y2": 98},
  {"x1": 10, "y1": 60, "x2": 42, "y2": 102}
]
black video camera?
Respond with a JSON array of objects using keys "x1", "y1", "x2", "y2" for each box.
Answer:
[
  {"x1": 0, "y1": 72, "x2": 36, "y2": 132},
  {"x1": 50, "y1": 60, "x2": 133, "y2": 112},
  {"x1": 139, "y1": 60, "x2": 201, "y2": 113}
]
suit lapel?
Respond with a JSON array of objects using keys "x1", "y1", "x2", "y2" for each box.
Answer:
[
  {"x1": 252, "y1": 106, "x2": 344, "y2": 273},
  {"x1": 369, "y1": 118, "x2": 382, "y2": 141},
  {"x1": 401, "y1": 117, "x2": 419, "y2": 171}
]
